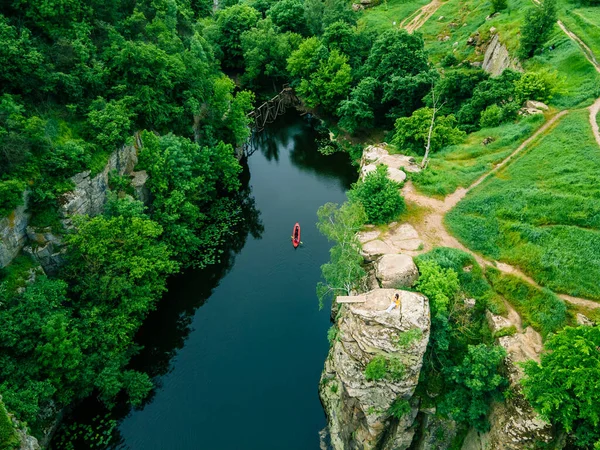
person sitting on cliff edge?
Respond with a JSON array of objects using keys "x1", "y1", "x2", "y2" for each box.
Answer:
[{"x1": 385, "y1": 293, "x2": 401, "y2": 313}]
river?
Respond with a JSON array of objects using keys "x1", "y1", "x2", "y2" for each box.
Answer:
[{"x1": 70, "y1": 113, "x2": 356, "y2": 449}]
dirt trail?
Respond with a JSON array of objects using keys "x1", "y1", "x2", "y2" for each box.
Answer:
[
  {"x1": 556, "y1": 21, "x2": 600, "y2": 150},
  {"x1": 402, "y1": 108, "x2": 600, "y2": 309},
  {"x1": 403, "y1": 0, "x2": 442, "y2": 33}
]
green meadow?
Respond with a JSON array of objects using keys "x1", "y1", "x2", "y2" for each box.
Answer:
[{"x1": 446, "y1": 111, "x2": 600, "y2": 300}]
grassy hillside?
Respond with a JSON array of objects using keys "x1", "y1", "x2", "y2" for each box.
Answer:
[
  {"x1": 358, "y1": 0, "x2": 430, "y2": 30},
  {"x1": 410, "y1": 114, "x2": 545, "y2": 196},
  {"x1": 446, "y1": 111, "x2": 600, "y2": 300}
]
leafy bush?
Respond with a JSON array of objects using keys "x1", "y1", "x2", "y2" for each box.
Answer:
[
  {"x1": 327, "y1": 325, "x2": 339, "y2": 345},
  {"x1": 439, "y1": 344, "x2": 508, "y2": 432},
  {"x1": 0, "y1": 400, "x2": 18, "y2": 450},
  {"x1": 364, "y1": 355, "x2": 387, "y2": 381},
  {"x1": 519, "y1": 0, "x2": 557, "y2": 58},
  {"x1": 388, "y1": 398, "x2": 411, "y2": 419},
  {"x1": 387, "y1": 357, "x2": 405, "y2": 382},
  {"x1": 522, "y1": 326, "x2": 600, "y2": 447},
  {"x1": 514, "y1": 70, "x2": 562, "y2": 103},
  {"x1": 392, "y1": 107, "x2": 466, "y2": 155},
  {"x1": 491, "y1": 0, "x2": 507, "y2": 11},
  {"x1": 479, "y1": 104, "x2": 504, "y2": 128},
  {"x1": 396, "y1": 328, "x2": 423, "y2": 348},
  {"x1": 0, "y1": 180, "x2": 25, "y2": 217},
  {"x1": 348, "y1": 165, "x2": 405, "y2": 224}
]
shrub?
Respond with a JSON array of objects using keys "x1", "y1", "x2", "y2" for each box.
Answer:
[
  {"x1": 440, "y1": 53, "x2": 458, "y2": 68},
  {"x1": 364, "y1": 355, "x2": 387, "y2": 381},
  {"x1": 327, "y1": 325, "x2": 339, "y2": 345},
  {"x1": 348, "y1": 165, "x2": 405, "y2": 224},
  {"x1": 388, "y1": 398, "x2": 411, "y2": 419},
  {"x1": 514, "y1": 70, "x2": 562, "y2": 103},
  {"x1": 387, "y1": 357, "x2": 405, "y2": 381},
  {"x1": 479, "y1": 104, "x2": 504, "y2": 128},
  {"x1": 491, "y1": 0, "x2": 507, "y2": 12},
  {"x1": 522, "y1": 326, "x2": 600, "y2": 447},
  {"x1": 0, "y1": 180, "x2": 25, "y2": 217},
  {"x1": 396, "y1": 328, "x2": 423, "y2": 348},
  {"x1": 0, "y1": 400, "x2": 18, "y2": 450}
]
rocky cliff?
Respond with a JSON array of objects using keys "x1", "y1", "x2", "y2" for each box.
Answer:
[
  {"x1": 0, "y1": 140, "x2": 146, "y2": 272},
  {"x1": 320, "y1": 289, "x2": 430, "y2": 450}
]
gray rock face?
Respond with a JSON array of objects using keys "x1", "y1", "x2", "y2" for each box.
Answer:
[
  {"x1": 0, "y1": 192, "x2": 30, "y2": 268},
  {"x1": 60, "y1": 144, "x2": 138, "y2": 223},
  {"x1": 1, "y1": 395, "x2": 41, "y2": 450},
  {"x1": 375, "y1": 254, "x2": 419, "y2": 288},
  {"x1": 482, "y1": 34, "x2": 522, "y2": 77},
  {"x1": 23, "y1": 227, "x2": 65, "y2": 276},
  {"x1": 320, "y1": 289, "x2": 430, "y2": 450}
]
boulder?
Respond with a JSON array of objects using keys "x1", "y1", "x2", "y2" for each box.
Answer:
[
  {"x1": 486, "y1": 310, "x2": 514, "y2": 335},
  {"x1": 525, "y1": 100, "x2": 549, "y2": 111},
  {"x1": 387, "y1": 167, "x2": 407, "y2": 184},
  {"x1": 361, "y1": 163, "x2": 378, "y2": 180},
  {"x1": 387, "y1": 224, "x2": 424, "y2": 252},
  {"x1": 320, "y1": 289, "x2": 430, "y2": 450},
  {"x1": 352, "y1": 3, "x2": 364, "y2": 10},
  {"x1": 357, "y1": 230, "x2": 382, "y2": 244},
  {"x1": 576, "y1": 313, "x2": 594, "y2": 326},
  {"x1": 519, "y1": 107, "x2": 544, "y2": 116},
  {"x1": 131, "y1": 170, "x2": 151, "y2": 205},
  {"x1": 375, "y1": 254, "x2": 419, "y2": 288},
  {"x1": 363, "y1": 240, "x2": 395, "y2": 262}
]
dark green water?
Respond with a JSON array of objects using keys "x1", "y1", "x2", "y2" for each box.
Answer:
[{"x1": 106, "y1": 113, "x2": 356, "y2": 449}]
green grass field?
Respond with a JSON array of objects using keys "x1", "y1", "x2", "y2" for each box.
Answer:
[
  {"x1": 358, "y1": 0, "x2": 431, "y2": 32},
  {"x1": 446, "y1": 111, "x2": 600, "y2": 300},
  {"x1": 410, "y1": 114, "x2": 545, "y2": 197},
  {"x1": 559, "y1": 0, "x2": 600, "y2": 58}
]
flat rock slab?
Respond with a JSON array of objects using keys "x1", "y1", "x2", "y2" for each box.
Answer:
[
  {"x1": 391, "y1": 238, "x2": 423, "y2": 252},
  {"x1": 363, "y1": 240, "x2": 394, "y2": 259},
  {"x1": 337, "y1": 295, "x2": 367, "y2": 303},
  {"x1": 357, "y1": 230, "x2": 381, "y2": 244},
  {"x1": 388, "y1": 224, "x2": 419, "y2": 241}
]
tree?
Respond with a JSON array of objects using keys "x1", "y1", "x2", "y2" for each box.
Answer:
[
  {"x1": 337, "y1": 77, "x2": 380, "y2": 134},
  {"x1": 87, "y1": 97, "x2": 135, "y2": 151},
  {"x1": 522, "y1": 326, "x2": 600, "y2": 447},
  {"x1": 316, "y1": 201, "x2": 367, "y2": 308},
  {"x1": 138, "y1": 132, "x2": 242, "y2": 267},
  {"x1": 519, "y1": 0, "x2": 557, "y2": 58},
  {"x1": 491, "y1": 0, "x2": 507, "y2": 12},
  {"x1": 297, "y1": 49, "x2": 352, "y2": 114},
  {"x1": 439, "y1": 344, "x2": 508, "y2": 431},
  {"x1": 241, "y1": 19, "x2": 301, "y2": 87},
  {"x1": 514, "y1": 69, "x2": 562, "y2": 103},
  {"x1": 215, "y1": 4, "x2": 260, "y2": 68},
  {"x1": 267, "y1": 0, "x2": 307, "y2": 34},
  {"x1": 348, "y1": 165, "x2": 406, "y2": 224},
  {"x1": 363, "y1": 29, "x2": 435, "y2": 123},
  {"x1": 287, "y1": 36, "x2": 326, "y2": 79},
  {"x1": 392, "y1": 107, "x2": 466, "y2": 157}
]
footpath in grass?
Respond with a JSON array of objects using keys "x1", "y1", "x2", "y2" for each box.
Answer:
[
  {"x1": 410, "y1": 114, "x2": 545, "y2": 197},
  {"x1": 358, "y1": 0, "x2": 431, "y2": 31},
  {"x1": 558, "y1": 0, "x2": 600, "y2": 59},
  {"x1": 446, "y1": 111, "x2": 600, "y2": 300},
  {"x1": 524, "y1": 29, "x2": 600, "y2": 109}
]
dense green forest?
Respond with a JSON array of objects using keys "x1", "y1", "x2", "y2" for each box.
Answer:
[{"x1": 1, "y1": 0, "x2": 600, "y2": 447}]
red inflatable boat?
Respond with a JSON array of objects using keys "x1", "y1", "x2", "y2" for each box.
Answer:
[{"x1": 292, "y1": 223, "x2": 301, "y2": 248}]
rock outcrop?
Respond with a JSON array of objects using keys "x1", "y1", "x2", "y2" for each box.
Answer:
[
  {"x1": 359, "y1": 224, "x2": 424, "y2": 262},
  {"x1": 320, "y1": 289, "x2": 430, "y2": 450},
  {"x1": 0, "y1": 192, "x2": 30, "y2": 268},
  {"x1": 482, "y1": 34, "x2": 522, "y2": 77},
  {"x1": 0, "y1": 140, "x2": 147, "y2": 270},
  {"x1": 60, "y1": 143, "x2": 139, "y2": 224},
  {"x1": 1, "y1": 395, "x2": 41, "y2": 450}
]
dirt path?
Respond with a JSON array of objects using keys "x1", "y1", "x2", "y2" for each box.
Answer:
[
  {"x1": 401, "y1": 108, "x2": 600, "y2": 309},
  {"x1": 403, "y1": 0, "x2": 442, "y2": 33},
  {"x1": 555, "y1": 21, "x2": 600, "y2": 150}
]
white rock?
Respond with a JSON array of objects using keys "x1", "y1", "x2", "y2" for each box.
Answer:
[
  {"x1": 357, "y1": 230, "x2": 381, "y2": 244},
  {"x1": 375, "y1": 254, "x2": 419, "y2": 288},
  {"x1": 387, "y1": 167, "x2": 407, "y2": 184},
  {"x1": 525, "y1": 100, "x2": 549, "y2": 111}
]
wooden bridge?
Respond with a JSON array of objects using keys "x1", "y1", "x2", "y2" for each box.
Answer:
[
  {"x1": 238, "y1": 86, "x2": 301, "y2": 159},
  {"x1": 248, "y1": 86, "x2": 300, "y2": 132}
]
